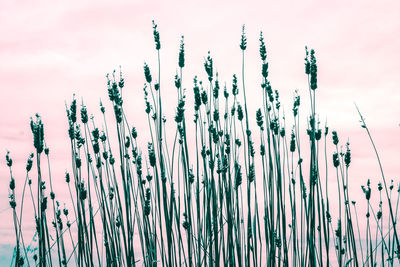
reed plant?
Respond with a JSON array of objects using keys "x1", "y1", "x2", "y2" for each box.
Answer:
[{"x1": 5, "y1": 22, "x2": 400, "y2": 267}]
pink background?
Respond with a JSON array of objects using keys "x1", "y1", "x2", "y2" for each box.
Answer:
[{"x1": 1, "y1": 0, "x2": 399, "y2": 264}]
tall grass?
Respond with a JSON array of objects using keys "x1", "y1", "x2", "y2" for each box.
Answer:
[{"x1": 5, "y1": 22, "x2": 400, "y2": 266}]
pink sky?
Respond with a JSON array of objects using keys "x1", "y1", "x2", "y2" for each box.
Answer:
[{"x1": 1, "y1": 0, "x2": 399, "y2": 264}]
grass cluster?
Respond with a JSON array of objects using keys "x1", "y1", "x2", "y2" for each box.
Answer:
[{"x1": 5, "y1": 22, "x2": 400, "y2": 266}]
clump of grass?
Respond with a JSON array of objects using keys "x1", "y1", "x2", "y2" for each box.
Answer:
[{"x1": 5, "y1": 22, "x2": 400, "y2": 267}]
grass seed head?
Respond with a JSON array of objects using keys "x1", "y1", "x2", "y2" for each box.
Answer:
[
  {"x1": 92, "y1": 128, "x2": 99, "y2": 140},
  {"x1": 249, "y1": 164, "x2": 255, "y2": 183},
  {"x1": 333, "y1": 152, "x2": 340, "y2": 168},
  {"x1": 131, "y1": 127, "x2": 138, "y2": 139},
  {"x1": 290, "y1": 130, "x2": 296, "y2": 152},
  {"x1": 6, "y1": 151, "x2": 12, "y2": 167},
  {"x1": 201, "y1": 90, "x2": 208, "y2": 105},
  {"x1": 193, "y1": 78, "x2": 201, "y2": 110},
  {"x1": 69, "y1": 98, "x2": 77, "y2": 123},
  {"x1": 213, "y1": 78, "x2": 220, "y2": 99},
  {"x1": 213, "y1": 109, "x2": 219, "y2": 122},
  {"x1": 30, "y1": 114, "x2": 45, "y2": 154},
  {"x1": 234, "y1": 161, "x2": 242, "y2": 188},
  {"x1": 9, "y1": 198, "x2": 16, "y2": 209},
  {"x1": 280, "y1": 128, "x2": 285, "y2": 137},
  {"x1": 240, "y1": 25, "x2": 247, "y2": 51},
  {"x1": 152, "y1": 20, "x2": 161, "y2": 50},
  {"x1": 204, "y1": 52, "x2": 213, "y2": 81},
  {"x1": 310, "y1": 49, "x2": 318, "y2": 90},
  {"x1": 262, "y1": 62, "x2": 269, "y2": 78},
  {"x1": 304, "y1": 46, "x2": 310, "y2": 75},
  {"x1": 256, "y1": 108, "x2": 264, "y2": 128},
  {"x1": 189, "y1": 168, "x2": 195, "y2": 184},
  {"x1": 100, "y1": 101, "x2": 105, "y2": 113},
  {"x1": 26, "y1": 153, "x2": 34, "y2": 172},
  {"x1": 344, "y1": 143, "x2": 351, "y2": 167},
  {"x1": 174, "y1": 75, "x2": 181, "y2": 89},
  {"x1": 118, "y1": 67, "x2": 125, "y2": 89},
  {"x1": 148, "y1": 143, "x2": 156, "y2": 167},
  {"x1": 144, "y1": 63, "x2": 152, "y2": 83},
  {"x1": 237, "y1": 104, "x2": 243, "y2": 121},
  {"x1": 232, "y1": 74, "x2": 238, "y2": 95},
  {"x1": 315, "y1": 129, "x2": 322, "y2": 140},
  {"x1": 332, "y1": 130, "x2": 339, "y2": 145},
  {"x1": 80, "y1": 104, "x2": 88, "y2": 124},
  {"x1": 175, "y1": 99, "x2": 185, "y2": 123},
  {"x1": 260, "y1": 144, "x2": 265, "y2": 156},
  {"x1": 113, "y1": 105, "x2": 122, "y2": 123},
  {"x1": 9, "y1": 177, "x2": 15, "y2": 190},
  {"x1": 179, "y1": 36, "x2": 185, "y2": 68},
  {"x1": 224, "y1": 84, "x2": 229, "y2": 99},
  {"x1": 41, "y1": 196, "x2": 48, "y2": 212},
  {"x1": 378, "y1": 182, "x2": 383, "y2": 191},
  {"x1": 259, "y1": 31, "x2": 267, "y2": 61}
]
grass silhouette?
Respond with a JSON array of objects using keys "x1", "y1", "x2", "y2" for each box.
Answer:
[{"x1": 5, "y1": 22, "x2": 400, "y2": 266}]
